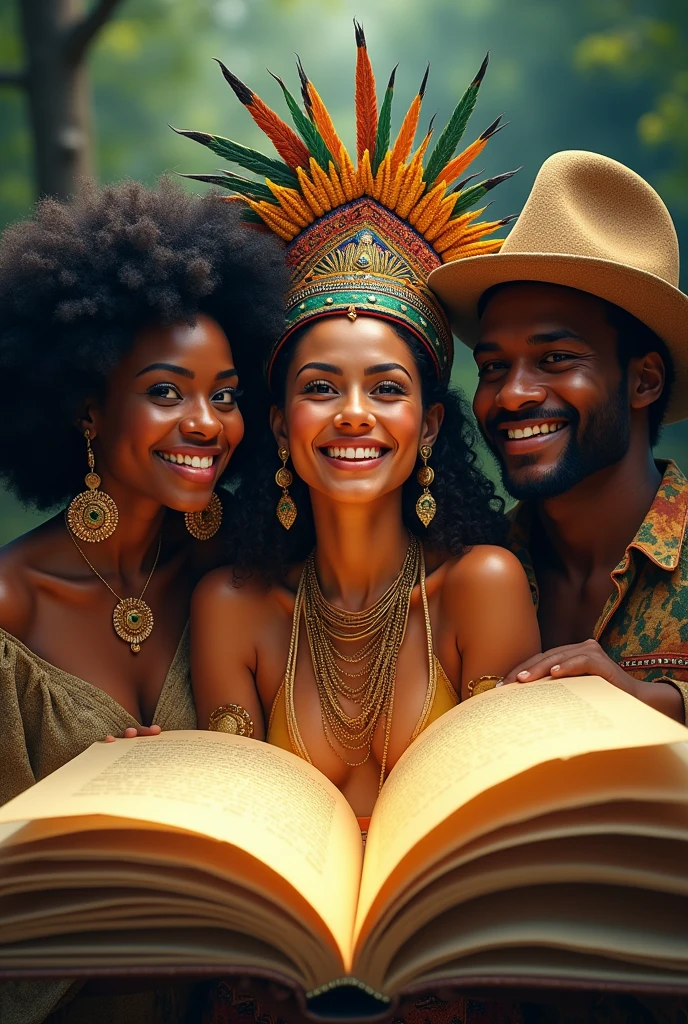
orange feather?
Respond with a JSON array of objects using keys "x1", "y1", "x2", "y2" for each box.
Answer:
[
  {"x1": 390, "y1": 64, "x2": 428, "y2": 171},
  {"x1": 307, "y1": 82, "x2": 346, "y2": 165},
  {"x1": 437, "y1": 135, "x2": 489, "y2": 188},
  {"x1": 213, "y1": 61, "x2": 310, "y2": 170},
  {"x1": 248, "y1": 94, "x2": 311, "y2": 170},
  {"x1": 354, "y1": 21, "x2": 378, "y2": 163}
]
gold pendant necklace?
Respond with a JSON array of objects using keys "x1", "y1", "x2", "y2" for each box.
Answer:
[{"x1": 64, "y1": 512, "x2": 162, "y2": 653}]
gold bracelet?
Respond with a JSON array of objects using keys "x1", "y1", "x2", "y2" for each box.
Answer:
[
  {"x1": 208, "y1": 703, "x2": 254, "y2": 737},
  {"x1": 467, "y1": 675, "x2": 503, "y2": 698}
]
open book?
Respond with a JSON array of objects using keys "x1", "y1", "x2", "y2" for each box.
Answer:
[{"x1": 2, "y1": 676, "x2": 688, "y2": 1017}]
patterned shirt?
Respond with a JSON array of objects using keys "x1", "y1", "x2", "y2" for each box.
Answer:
[{"x1": 508, "y1": 459, "x2": 688, "y2": 723}]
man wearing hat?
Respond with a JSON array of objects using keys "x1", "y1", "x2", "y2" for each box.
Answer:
[{"x1": 430, "y1": 150, "x2": 688, "y2": 721}]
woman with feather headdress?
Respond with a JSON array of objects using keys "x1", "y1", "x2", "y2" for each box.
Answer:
[{"x1": 181, "y1": 25, "x2": 540, "y2": 1023}]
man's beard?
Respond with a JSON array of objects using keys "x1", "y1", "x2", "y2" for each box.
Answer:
[{"x1": 482, "y1": 378, "x2": 631, "y2": 501}]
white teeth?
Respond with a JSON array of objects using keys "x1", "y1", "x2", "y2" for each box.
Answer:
[
  {"x1": 159, "y1": 452, "x2": 215, "y2": 467},
  {"x1": 506, "y1": 422, "x2": 563, "y2": 440},
  {"x1": 325, "y1": 445, "x2": 381, "y2": 460}
]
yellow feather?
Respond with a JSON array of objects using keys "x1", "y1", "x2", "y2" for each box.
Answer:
[
  {"x1": 423, "y1": 192, "x2": 460, "y2": 242},
  {"x1": 359, "y1": 149, "x2": 375, "y2": 196},
  {"x1": 310, "y1": 157, "x2": 338, "y2": 208},
  {"x1": 328, "y1": 161, "x2": 346, "y2": 206},
  {"x1": 409, "y1": 180, "x2": 446, "y2": 231},
  {"x1": 387, "y1": 159, "x2": 408, "y2": 210},
  {"x1": 441, "y1": 238, "x2": 503, "y2": 261},
  {"x1": 433, "y1": 208, "x2": 485, "y2": 252},
  {"x1": 266, "y1": 180, "x2": 313, "y2": 229},
  {"x1": 296, "y1": 167, "x2": 327, "y2": 217},
  {"x1": 247, "y1": 200, "x2": 298, "y2": 241}
]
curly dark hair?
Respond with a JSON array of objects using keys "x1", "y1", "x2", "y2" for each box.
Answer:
[
  {"x1": 228, "y1": 322, "x2": 507, "y2": 577},
  {"x1": 0, "y1": 178, "x2": 288, "y2": 509}
]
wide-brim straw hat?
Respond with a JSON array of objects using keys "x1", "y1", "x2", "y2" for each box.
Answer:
[{"x1": 428, "y1": 150, "x2": 688, "y2": 423}]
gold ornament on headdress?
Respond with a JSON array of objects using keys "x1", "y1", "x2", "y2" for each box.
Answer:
[{"x1": 175, "y1": 22, "x2": 517, "y2": 382}]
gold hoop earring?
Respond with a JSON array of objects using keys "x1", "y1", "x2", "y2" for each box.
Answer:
[
  {"x1": 275, "y1": 447, "x2": 297, "y2": 530},
  {"x1": 185, "y1": 492, "x2": 223, "y2": 540},
  {"x1": 66, "y1": 430, "x2": 119, "y2": 542},
  {"x1": 415, "y1": 443, "x2": 436, "y2": 527}
]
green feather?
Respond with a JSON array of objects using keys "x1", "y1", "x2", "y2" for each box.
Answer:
[
  {"x1": 451, "y1": 168, "x2": 520, "y2": 217},
  {"x1": 178, "y1": 172, "x2": 276, "y2": 202},
  {"x1": 268, "y1": 72, "x2": 332, "y2": 169},
  {"x1": 423, "y1": 53, "x2": 489, "y2": 185},
  {"x1": 241, "y1": 207, "x2": 267, "y2": 224},
  {"x1": 372, "y1": 65, "x2": 397, "y2": 175},
  {"x1": 170, "y1": 127, "x2": 298, "y2": 188}
]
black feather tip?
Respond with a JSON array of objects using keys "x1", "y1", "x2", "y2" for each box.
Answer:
[
  {"x1": 213, "y1": 60, "x2": 253, "y2": 106},
  {"x1": 419, "y1": 63, "x2": 430, "y2": 99},
  {"x1": 472, "y1": 52, "x2": 489, "y2": 87}
]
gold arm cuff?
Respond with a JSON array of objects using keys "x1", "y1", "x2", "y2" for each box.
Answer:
[
  {"x1": 208, "y1": 703, "x2": 254, "y2": 737},
  {"x1": 467, "y1": 675, "x2": 503, "y2": 698}
]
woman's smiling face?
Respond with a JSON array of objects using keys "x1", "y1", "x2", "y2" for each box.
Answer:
[
  {"x1": 274, "y1": 316, "x2": 441, "y2": 506},
  {"x1": 85, "y1": 314, "x2": 244, "y2": 512}
]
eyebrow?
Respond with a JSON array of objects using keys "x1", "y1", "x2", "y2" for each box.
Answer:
[
  {"x1": 135, "y1": 363, "x2": 237, "y2": 381},
  {"x1": 295, "y1": 361, "x2": 343, "y2": 378},
  {"x1": 528, "y1": 329, "x2": 584, "y2": 345},
  {"x1": 136, "y1": 362, "x2": 194, "y2": 379},
  {"x1": 364, "y1": 362, "x2": 412, "y2": 381},
  {"x1": 474, "y1": 329, "x2": 585, "y2": 356}
]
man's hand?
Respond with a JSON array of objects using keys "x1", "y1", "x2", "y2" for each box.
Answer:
[
  {"x1": 502, "y1": 638, "x2": 638, "y2": 694},
  {"x1": 501, "y1": 638, "x2": 684, "y2": 721},
  {"x1": 104, "y1": 725, "x2": 161, "y2": 743}
]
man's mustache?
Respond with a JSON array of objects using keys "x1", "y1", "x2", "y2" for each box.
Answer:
[{"x1": 484, "y1": 406, "x2": 577, "y2": 434}]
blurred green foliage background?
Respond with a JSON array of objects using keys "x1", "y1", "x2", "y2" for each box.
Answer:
[{"x1": 1, "y1": 0, "x2": 687, "y2": 543}]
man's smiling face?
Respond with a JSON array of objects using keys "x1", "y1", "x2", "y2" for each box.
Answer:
[{"x1": 472, "y1": 282, "x2": 634, "y2": 500}]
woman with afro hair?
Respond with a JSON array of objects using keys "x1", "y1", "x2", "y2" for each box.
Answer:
[{"x1": 0, "y1": 179, "x2": 287, "y2": 1023}]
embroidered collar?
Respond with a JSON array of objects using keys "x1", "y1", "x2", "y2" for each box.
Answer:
[{"x1": 509, "y1": 460, "x2": 688, "y2": 603}]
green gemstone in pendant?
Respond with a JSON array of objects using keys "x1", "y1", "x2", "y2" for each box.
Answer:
[{"x1": 127, "y1": 611, "x2": 140, "y2": 626}]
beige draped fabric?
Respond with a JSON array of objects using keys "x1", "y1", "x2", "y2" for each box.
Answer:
[{"x1": 0, "y1": 625, "x2": 197, "y2": 1024}]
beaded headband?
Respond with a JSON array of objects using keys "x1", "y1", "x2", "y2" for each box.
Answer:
[{"x1": 176, "y1": 22, "x2": 516, "y2": 382}]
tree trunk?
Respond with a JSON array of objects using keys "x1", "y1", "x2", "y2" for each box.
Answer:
[{"x1": 20, "y1": 0, "x2": 93, "y2": 201}]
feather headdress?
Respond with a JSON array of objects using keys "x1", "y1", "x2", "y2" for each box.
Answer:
[{"x1": 175, "y1": 23, "x2": 516, "y2": 381}]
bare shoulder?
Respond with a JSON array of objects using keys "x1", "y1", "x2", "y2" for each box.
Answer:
[
  {"x1": 0, "y1": 528, "x2": 45, "y2": 637},
  {"x1": 442, "y1": 544, "x2": 530, "y2": 599},
  {"x1": 192, "y1": 564, "x2": 272, "y2": 616}
]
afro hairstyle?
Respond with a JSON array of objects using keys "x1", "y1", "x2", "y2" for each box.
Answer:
[{"x1": 0, "y1": 178, "x2": 288, "y2": 510}]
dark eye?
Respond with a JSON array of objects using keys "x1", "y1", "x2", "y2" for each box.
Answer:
[
  {"x1": 212, "y1": 386, "x2": 242, "y2": 407},
  {"x1": 477, "y1": 360, "x2": 508, "y2": 378},
  {"x1": 303, "y1": 378, "x2": 337, "y2": 395},
  {"x1": 372, "y1": 379, "x2": 407, "y2": 396},
  {"x1": 147, "y1": 383, "x2": 181, "y2": 401},
  {"x1": 542, "y1": 352, "x2": 574, "y2": 365}
]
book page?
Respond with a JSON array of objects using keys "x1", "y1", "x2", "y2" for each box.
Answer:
[
  {"x1": 355, "y1": 676, "x2": 688, "y2": 937},
  {"x1": 0, "y1": 732, "x2": 362, "y2": 962}
]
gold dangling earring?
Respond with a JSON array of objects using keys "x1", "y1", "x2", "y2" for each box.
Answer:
[
  {"x1": 185, "y1": 492, "x2": 223, "y2": 540},
  {"x1": 66, "y1": 430, "x2": 119, "y2": 542},
  {"x1": 275, "y1": 447, "x2": 297, "y2": 530},
  {"x1": 415, "y1": 444, "x2": 437, "y2": 527}
]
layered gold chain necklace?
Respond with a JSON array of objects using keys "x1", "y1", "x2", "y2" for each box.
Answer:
[{"x1": 285, "y1": 535, "x2": 428, "y2": 792}]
